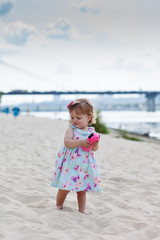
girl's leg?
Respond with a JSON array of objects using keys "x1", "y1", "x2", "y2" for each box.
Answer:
[
  {"x1": 56, "y1": 189, "x2": 70, "y2": 209},
  {"x1": 77, "y1": 191, "x2": 90, "y2": 214}
]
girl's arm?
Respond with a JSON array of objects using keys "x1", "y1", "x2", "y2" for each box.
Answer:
[{"x1": 64, "y1": 127, "x2": 91, "y2": 149}]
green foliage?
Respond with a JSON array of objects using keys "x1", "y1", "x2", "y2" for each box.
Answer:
[
  {"x1": 92, "y1": 110, "x2": 110, "y2": 134},
  {"x1": 0, "y1": 92, "x2": 3, "y2": 105},
  {"x1": 118, "y1": 129, "x2": 142, "y2": 141}
]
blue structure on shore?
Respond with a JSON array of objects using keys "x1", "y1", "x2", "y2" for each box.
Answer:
[
  {"x1": 12, "y1": 107, "x2": 20, "y2": 118},
  {"x1": 2, "y1": 107, "x2": 10, "y2": 114}
]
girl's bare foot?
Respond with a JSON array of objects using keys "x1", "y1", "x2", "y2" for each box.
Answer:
[
  {"x1": 79, "y1": 210, "x2": 91, "y2": 215},
  {"x1": 56, "y1": 205, "x2": 63, "y2": 210}
]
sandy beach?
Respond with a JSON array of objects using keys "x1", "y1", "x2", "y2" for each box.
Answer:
[{"x1": 0, "y1": 113, "x2": 160, "y2": 240}]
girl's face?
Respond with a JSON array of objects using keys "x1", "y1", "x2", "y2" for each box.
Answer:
[{"x1": 70, "y1": 110, "x2": 91, "y2": 130}]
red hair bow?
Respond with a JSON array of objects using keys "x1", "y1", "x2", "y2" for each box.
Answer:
[{"x1": 67, "y1": 101, "x2": 73, "y2": 109}]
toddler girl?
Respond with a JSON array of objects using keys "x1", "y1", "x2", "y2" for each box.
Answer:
[{"x1": 51, "y1": 98, "x2": 101, "y2": 214}]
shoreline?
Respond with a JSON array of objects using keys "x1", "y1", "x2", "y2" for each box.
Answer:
[
  {"x1": 1, "y1": 112, "x2": 160, "y2": 143},
  {"x1": 108, "y1": 127, "x2": 160, "y2": 144},
  {"x1": 23, "y1": 110, "x2": 160, "y2": 141},
  {"x1": 16, "y1": 110, "x2": 160, "y2": 139},
  {"x1": 1, "y1": 112, "x2": 160, "y2": 145}
]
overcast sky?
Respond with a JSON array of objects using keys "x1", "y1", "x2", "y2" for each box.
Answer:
[{"x1": 0, "y1": 0, "x2": 160, "y2": 92}]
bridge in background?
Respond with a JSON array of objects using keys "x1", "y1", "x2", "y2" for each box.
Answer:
[{"x1": 2, "y1": 90, "x2": 160, "y2": 112}]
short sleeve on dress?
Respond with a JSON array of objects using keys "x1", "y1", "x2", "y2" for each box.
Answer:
[
  {"x1": 88, "y1": 126, "x2": 95, "y2": 132},
  {"x1": 70, "y1": 124, "x2": 77, "y2": 130}
]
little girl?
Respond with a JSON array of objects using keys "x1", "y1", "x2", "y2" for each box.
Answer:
[{"x1": 51, "y1": 98, "x2": 101, "y2": 214}]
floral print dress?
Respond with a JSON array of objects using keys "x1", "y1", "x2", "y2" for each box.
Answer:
[{"x1": 51, "y1": 125, "x2": 101, "y2": 192}]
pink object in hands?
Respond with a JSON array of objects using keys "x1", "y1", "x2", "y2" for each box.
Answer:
[{"x1": 81, "y1": 132, "x2": 100, "y2": 151}]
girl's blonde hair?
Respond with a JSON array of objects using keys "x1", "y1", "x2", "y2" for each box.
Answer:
[{"x1": 68, "y1": 98, "x2": 96, "y2": 125}]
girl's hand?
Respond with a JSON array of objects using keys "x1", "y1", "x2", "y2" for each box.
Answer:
[
  {"x1": 92, "y1": 141, "x2": 99, "y2": 151},
  {"x1": 80, "y1": 139, "x2": 91, "y2": 149}
]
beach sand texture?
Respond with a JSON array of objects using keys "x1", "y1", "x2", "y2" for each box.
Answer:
[{"x1": 0, "y1": 114, "x2": 160, "y2": 240}]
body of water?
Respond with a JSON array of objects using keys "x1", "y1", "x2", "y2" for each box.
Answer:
[{"x1": 21, "y1": 110, "x2": 160, "y2": 140}]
